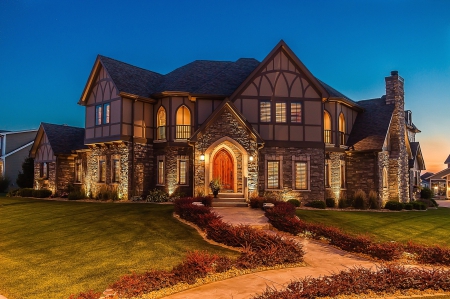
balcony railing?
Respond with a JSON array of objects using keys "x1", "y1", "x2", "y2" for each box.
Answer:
[
  {"x1": 339, "y1": 131, "x2": 345, "y2": 146},
  {"x1": 176, "y1": 125, "x2": 191, "y2": 139},
  {"x1": 324, "y1": 130, "x2": 332, "y2": 144},
  {"x1": 156, "y1": 126, "x2": 166, "y2": 140}
]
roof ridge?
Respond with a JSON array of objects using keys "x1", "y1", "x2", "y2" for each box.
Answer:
[
  {"x1": 192, "y1": 60, "x2": 246, "y2": 93},
  {"x1": 98, "y1": 55, "x2": 162, "y2": 76}
]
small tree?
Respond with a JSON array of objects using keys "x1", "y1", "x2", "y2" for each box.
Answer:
[
  {"x1": 0, "y1": 174, "x2": 10, "y2": 192},
  {"x1": 16, "y1": 157, "x2": 34, "y2": 188}
]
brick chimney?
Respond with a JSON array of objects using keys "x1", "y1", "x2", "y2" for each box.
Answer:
[{"x1": 385, "y1": 70, "x2": 404, "y2": 109}]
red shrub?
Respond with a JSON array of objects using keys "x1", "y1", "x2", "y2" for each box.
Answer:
[
  {"x1": 172, "y1": 251, "x2": 221, "y2": 284},
  {"x1": 249, "y1": 197, "x2": 265, "y2": 209},
  {"x1": 67, "y1": 290, "x2": 103, "y2": 299},
  {"x1": 406, "y1": 241, "x2": 450, "y2": 265},
  {"x1": 110, "y1": 270, "x2": 177, "y2": 297},
  {"x1": 366, "y1": 242, "x2": 404, "y2": 261}
]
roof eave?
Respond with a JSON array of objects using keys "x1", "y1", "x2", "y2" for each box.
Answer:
[
  {"x1": 328, "y1": 97, "x2": 364, "y2": 111},
  {"x1": 119, "y1": 92, "x2": 156, "y2": 103}
]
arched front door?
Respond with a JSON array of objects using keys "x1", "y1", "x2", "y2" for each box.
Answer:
[{"x1": 213, "y1": 149, "x2": 234, "y2": 192}]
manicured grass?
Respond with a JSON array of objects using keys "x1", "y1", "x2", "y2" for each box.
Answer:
[
  {"x1": 296, "y1": 208, "x2": 450, "y2": 246},
  {"x1": 0, "y1": 197, "x2": 238, "y2": 299}
]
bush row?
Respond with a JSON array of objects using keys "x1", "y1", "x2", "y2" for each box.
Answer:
[
  {"x1": 252, "y1": 264, "x2": 450, "y2": 299},
  {"x1": 385, "y1": 200, "x2": 427, "y2": 211},
  {"x1": 265, "y1": 201, "x2": 450, "y2": 265},
  {"x1": 8, "y1": 188, "x2": 52, "y2": 198}
]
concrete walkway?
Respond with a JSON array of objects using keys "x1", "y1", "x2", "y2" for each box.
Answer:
[
  {"x1": 163, "y1": 207, "x2": 376, "y2": 299},
  {"x1": 436, "y1": 199, "x2": 450, "y2": 208}
]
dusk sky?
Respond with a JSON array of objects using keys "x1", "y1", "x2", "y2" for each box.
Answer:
[{"x1": 1, "y1": 0, "x2": 449, "y2": 173}]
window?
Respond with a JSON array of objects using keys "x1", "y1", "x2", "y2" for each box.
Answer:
[
  {"x1": 177, "y1": 156, "x2": 189, "y2": 185},
  {"x1": 267, "y1": 161, "x2": 280, "y2": 189},
  {"x1": 75, "y1": 160, "x2": 82, "y2": 183},
  {"x1": 260, "y1": 101, "x2": 271, "y2": 122},
  {"x1": 112, "y1": 158, "x2": 120, "y2": 183},
  {"x1": 291, "y1": 103, "x2": 302, "y2": 123},
  {"x1": 40, "y1": 162, "x2": 49, "y2": 179},
  {"x1": 176, "y1": 105, "x2": 191, "y2": 139},
  {"x1": 325, "y1": 158, "x2": 331, "y2": 187},
  {"x1": 95, "y1": 105, "x2": 102, "y2": 125},
  {"x1": 339, "y1": 113, "x2": 346, "y2": 145},
  {"x1": 324, "y1": 111, "x2": 332, "y2": 143},
  {"x1": 340, "y1": 159, "x2": 346, "y2": 188},
  {"x1": 157, "y1": 106, "x2": 167, "y2": 140},
  {"x1": 276, "y1": 102, "x2": 286, "y2": 123},
  {"x1": 382, "y1": 167, "x2": 388, "y2": 188},
  {"x1": 157, "y1": 156, "x2": 164, "y2": 185},
  {"x1": 294, "y1": 162, "x2": 308, "y2": 190},
  {"x1": 103, "y1": 103, "x2": 110, "y2": 124},
  {"x1": 99, "y1": 159, "x2": 106, "y2": 183}
]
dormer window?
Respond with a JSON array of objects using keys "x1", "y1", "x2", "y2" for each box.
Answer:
[{"x1": 95, "y1": 103, "x2": 110, "y2": 125}]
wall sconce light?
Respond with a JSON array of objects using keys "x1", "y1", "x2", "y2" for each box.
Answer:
[
  {"x1": 200, "y1": 154, "x2": 205, "y2": 161},
  {"x1": 249, "y1": 156, "x2": 254, "y2": 162}
]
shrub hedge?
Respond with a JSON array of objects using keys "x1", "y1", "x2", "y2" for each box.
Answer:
[
  {"x1": 305, "y1": 200, "x2": 326, "y2": 209},
  {"x1": 325, "y1": 198, "x2": 335, "y2": 208},
  {"x1": 384, "y1": 201, "x2": 404, "y2": 211}
]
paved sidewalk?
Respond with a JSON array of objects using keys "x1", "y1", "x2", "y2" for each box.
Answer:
[
  {"x1": 436, "y1": 199, "x2": 450, "y2": 208},
  {"x1": 163, "y1": 207, "x2": 376, "y2": 299}
]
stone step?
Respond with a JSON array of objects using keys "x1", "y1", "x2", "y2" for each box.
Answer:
[
  {"x1": 212, "y1": 201, "x2": 249, "y2": 207},
  {"x1": 215, "y1": 193, "x2": 245, "y2": 199},
  {"x1": 213, "y1": 197, "x2": 247, "y2": 203}
]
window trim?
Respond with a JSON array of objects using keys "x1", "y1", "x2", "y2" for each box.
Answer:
[
  {"x1": 265, "y1": 154, "x2": 283, "y2": 191},
  {"x1": 111, "y1": 156, "x2": 120, "y2": 183},
  {"x1": 292, "y1": 155, "x2": 311, "y2": 191},
  {"x1": 103, "y1": 103, "x2": 111, "y2": 124},
  {"x1": 340, "y1": 159, "x2": 346, "y2": 189},
  {"x1": 75, "y1": 159, "x2": 82, "y2": 183},
  {"x1": 290, "y1": 102, "x2": 302, "y2": 123},
  {"x1": 156, "y1": 155, "x2": 165, "y2": 186},
  {"x1": 98, "y1": 157, "x2": 106, "y2": 183},
  {"x1": 95, "y1": 105, "x2": 102, "y2": 126},
  {"x1": 260, "y1": 101, "x2": 271, "y2": 123},
  {"x1": 275, "y1": 102, "x2": 286, "y2": 123},
  {"x1": 325, "y1": 158, "x2": 331, "y2": 188},
  {"x1": 40, "y1": 162, "x2": 49, "y2": 179},
  {"x1": 177, "y1": 155, "x2": 189, "y2": 186}
]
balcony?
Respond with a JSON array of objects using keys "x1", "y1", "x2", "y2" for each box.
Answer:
[
  {"x1": 339, "y1": 131, "x2": 345, "y2": 146},
  {"x1": 324, "y1": 130, "x2": 332, "y2": 144},
  {"x1": 176, "y1": 125, "x2": 191, "y2": 140},
  {"x1": 156, "y1": 126, "x2": 166, "y2": 140}
]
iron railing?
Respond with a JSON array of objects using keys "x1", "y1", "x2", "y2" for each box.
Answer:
[
  {"x1": 324, "y1": 130, "x2": 332, "y2": 144},
  {"x1": 176, "y1": 125, "x2": 191, "y2": 139}
]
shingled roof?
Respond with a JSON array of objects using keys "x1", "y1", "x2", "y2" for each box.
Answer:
[
  {"x1": 41, "y1": 123, "x2": 87, "y2": 154},
  {"x1": 316, "y1": 79, "x2": 361, "y2": 108},
  {"x1": 346, "y1": 97, "x2": 395, "y2": 151},
  {"x1": 444, "y1": 154, "x2": 450, "y2": 165},
  {"x1": 98, "y1": 55, "x2": 163, "y2": 98}
]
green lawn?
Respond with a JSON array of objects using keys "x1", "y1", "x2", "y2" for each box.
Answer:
[
  {"x1": 296, "y1": 208, "x2": 450, "y2": 246},
  {"x1": 0, "y1": 197, "x2": 238, "y2": 299}
]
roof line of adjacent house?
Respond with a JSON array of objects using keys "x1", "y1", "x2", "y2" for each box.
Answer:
[
  {"x1": 0, "y1": 129, "x2": 38, "y2": 135},
  {"x1": 1, "y1": 141, "x2": 34, "y2": 159},
  {"x1": 428, "y1": 167, "x2": 450, "y2": 180}
]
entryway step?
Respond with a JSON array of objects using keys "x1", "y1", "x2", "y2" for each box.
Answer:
[
  {"x1": 214, "y1": 198, "x2": 247, "y2": 203},
  {"x1": 216, "y1": 193, "x2": 245, "y2": 199},
  {"x1": 212, "y1": 201, "x2": 248, "y2": 207}
]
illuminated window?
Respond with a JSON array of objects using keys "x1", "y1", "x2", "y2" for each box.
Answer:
[
  {"x1": 267, "y1": 161, "x2": 280, "y2": 189},
  {"x1": 291, "y1": 103, "x2": 302, "y2": 123},
  {"x1": 112, "y1": 158, "x2": 120, "y2": 183},
  {"x1": 95, "y1": 105, "x2": 102, "y2": 125},
  {"x1": 179, "y1": 160, "x2": 187, "y2": 185},
  {"x1": 99, "y1": 159, "x2": 106, "y2": 183},
  {"x1": 324, "y1": 111, "x2": 332, "y2": 143},
  {"x1": 382, "y1": 167, "x2": 388, "y2": 188},
  {"x1": 176, "y1": 105, "x2": 191, "y2": 139},
  {"x1": 276, "y1": 102, "x2": 286, "y2": 123},
  {"x1": 103, "y1": 103, "x2": 110, "y2": 124},
  {"x1": 157, "y1": 106, "x2": 166, "y2": 140},
  {"x1": 75, "y1": 160, "x2": 82, "y2": 183},
  {"x1": 339, "y1": 113, "x2": 346, "y2": 145},
  {"x1": 340, "y1": 159, "x2": 346, "y2": 188},
  {"x1": 40, "y1": 162, "x2": 49, "y2": 179},
  {"x1": 260, "y1": 101, "x2": 271, "y2": 122},
  {"x1": 294, "y1": 162, "x2": 308, "y2": 190},
  {"x1": 157, "y1": 159, "x2": 164, "y2": 185},
  {"x1": 325, "y1": 158, "x2": 331, "y2": 187}
]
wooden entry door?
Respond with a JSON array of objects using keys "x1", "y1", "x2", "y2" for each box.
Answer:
[{"x1": 213, "y1": 149, "x2": 234, "y2": 191}]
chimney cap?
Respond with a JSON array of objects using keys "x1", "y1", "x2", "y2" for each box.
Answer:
[{"x1": 391, "y1": 70, "x2": 398, "y2": 76}]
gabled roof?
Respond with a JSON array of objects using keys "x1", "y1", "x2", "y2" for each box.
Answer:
[
  {"x1": 346, "y1": 97, "x2": 395, "y2": 151},
  {"x1": 317, "y1": 79, "x2": 362, "y2": 110},
  {"x1": 190, "y1": 99, "x2": 263, "y2": 144},
  {"x1": 409, "y1": 142, "x2": 425, "y2": 170},
  {"x1": 30, "y1": 123, "x2": 87, "y2": 157},
  {"x1": 444, "y1": 154, "x2": 450, "y2": 164},
  {"x1": 421, "y1": 172, "x2": 434, "y2": 180},
  {"x1": 157, "y1": 58, "x2": 260, "y2": 96},
  {"x1": 428, "y1": 168, "x2": 450, "y2": 180}
]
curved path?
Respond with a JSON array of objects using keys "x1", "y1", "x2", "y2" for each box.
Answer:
[{"x1": 163, "y1": 207, "x2": 376, "y2": 299}]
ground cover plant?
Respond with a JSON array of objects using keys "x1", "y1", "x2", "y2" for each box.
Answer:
[
  {"x1": 252, "y1": 264, "x2": 450, "y2": 299},
  {"x1": 0, "y1": 196, "x2": 237, "y2": 299}
]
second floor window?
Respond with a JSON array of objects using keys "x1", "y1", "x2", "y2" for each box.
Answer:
[
  {"x1": 291, "y1": 103, "x2": 302, "y2": 123},
  {"x1": 176, "y1": 105, "x2": 191, "y2": 139},
  {"x1": 324, "y1": 111, "x2": 332, "y2": 143},
  {"x1": 260, "y1": 101, "x2": 271, "y2": 122},
  {"x1": 95, "y1": 103, "x2": 111, "y2": 125},
  {"x1": 95, "y1": 105, "x2": 102, "y2": 125},
  {"x1": 276, "y1": 103, "x2": 286, "y2": 123},
  {"x1": 157, "y1": 106, "x2": 167, "y2": 140},
  {"x1": 103, "y1": 103, "x2": 110, "y2": 124},
  {"x1": 339, "y1": 113, "x2": 346, "y2": 145}
]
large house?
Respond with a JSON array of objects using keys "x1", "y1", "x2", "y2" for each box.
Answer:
[
  {"x1": 425, "y1": 155, "x2": 450, "y2": 199},
  {"x1": 32, "y1": 40, "x2": 425, "y2": 205},
  {"x1": 1, "y1": 129, "x2": 37, "y2": 190}
]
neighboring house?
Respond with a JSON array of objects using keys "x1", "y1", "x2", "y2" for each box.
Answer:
[
  {"x1": 36, "y1": 40, "x2": 424, "y2": 204},
  {"x1": 29, "y1": 123, "x2": 86, "y2": 194},
  {"x1": 426, "y1": 155, "x2": 450, "y2": 199},
  {"x1": 420, "y1": 172, "x2": 434, "y2": 189},
  {"x1": 0, "y1": 129, "x2": 37, "y2": 190}
]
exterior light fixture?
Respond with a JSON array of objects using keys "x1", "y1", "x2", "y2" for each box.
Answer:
[
  {"x1": 200, "y1": 154, "x2": 205, "y2": 161},
  {"x1": 249, "y1": 156, "x2": 254, "y2": 162}
]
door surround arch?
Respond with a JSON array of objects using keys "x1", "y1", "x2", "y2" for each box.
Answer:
[{"x1": 203, "y1": 136, "x2": 249, "y2": 196}]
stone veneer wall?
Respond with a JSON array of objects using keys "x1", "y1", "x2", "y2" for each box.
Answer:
[
  {"x1": 129, "y1": 142, "x2": 153, "y2": 198},
  {"x1": 378, "y1": 151, "x2": 390, "y2": 206},
  {"x1": 325, "y1": 151, "x2": 346, "y2": 201},
  {"x1": 194, "y1": 108, "x2": 258, "y2": 197},
  {"x1": 258, "y1": 147, "x2": 324, "y2": 203},
  {"x1": 55, "y1": 156, "x2": 76, "y2": 195},
  {"x1": 34, "y1": 162, "x2": 56, "y2": 193},
  {"x1": 346, "y1": 151, "x2": 379, "y2": 199},
  {"x1": 154, "y1": 144, "x2": 192, "y2": 196}
]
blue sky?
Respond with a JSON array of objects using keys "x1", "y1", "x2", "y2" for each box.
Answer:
[{"x1": 1, "y1": 0, "x2": 449, "y2": 172}]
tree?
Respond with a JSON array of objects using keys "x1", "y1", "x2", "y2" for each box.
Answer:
[
  {"x1": 0, "y1": 174, "x2": 10, "y2": 192},
  {"x1": 16, "y1": 157, "x2": 34, "y2": 188}
]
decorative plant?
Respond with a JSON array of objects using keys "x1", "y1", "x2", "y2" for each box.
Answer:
[{"x1": 209, "y1": 178, "x2": 221, "y2": 193}]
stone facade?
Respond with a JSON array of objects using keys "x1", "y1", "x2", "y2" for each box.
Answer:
[{"x1": 346, "y1": 151, "x2": 378, "y2": 199}]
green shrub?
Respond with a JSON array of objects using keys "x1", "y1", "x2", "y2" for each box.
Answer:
[
  {"x1": 146, "y1": 189, "x2": 169, "y2": 202},
  {"x1": 6, "y1": 188, "x2": 19, "y2": 197},
  {"x1": 325, "y1": 198, "x2": 335, "y2": 208},
  {"x1": 0, "y1": 174, "x2": 10, "y2": 192},
  {"x1": 368, "y1": 190, "x2": 379, "y2": 209},
  {"x1": 404, "y1": 203, "x2": 413, "y2": 210},
  {"x1": 420, "y1": 187, "x2": 433, "y2": 200},
  {"x1": 32, "y1": 189, "x2": 52, "y2": 198},
  {"x1": 411, "y1": 201, "x2": 427, "y2": 210},
  {"x1": 68, "y1": 190, "x2": 86, "y2": 200},
  {"x1": 338, "y1": 198, "x2": 348, "y2": 209},
  {"x1": 95, "y1": 185, "x2": 119, "y2": 201},
  {"x1": 384, "y1": 201, "x2": 404, "y2": 211},
  {"x1": 17, "y1": 188, "x2": 34, "y2": 197},
  {"x1": 353, "y1": 189, "x2": 367, "y2": 210},
  {"x1": 417, "y1": 198, "x2": 437, "y2": 208},
  {"x1": 287, "y1": 199, "x2": 300, "y2": 207},
  {"x1": 306, "y1": 200, "x2": 326, "y2": 209}
]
